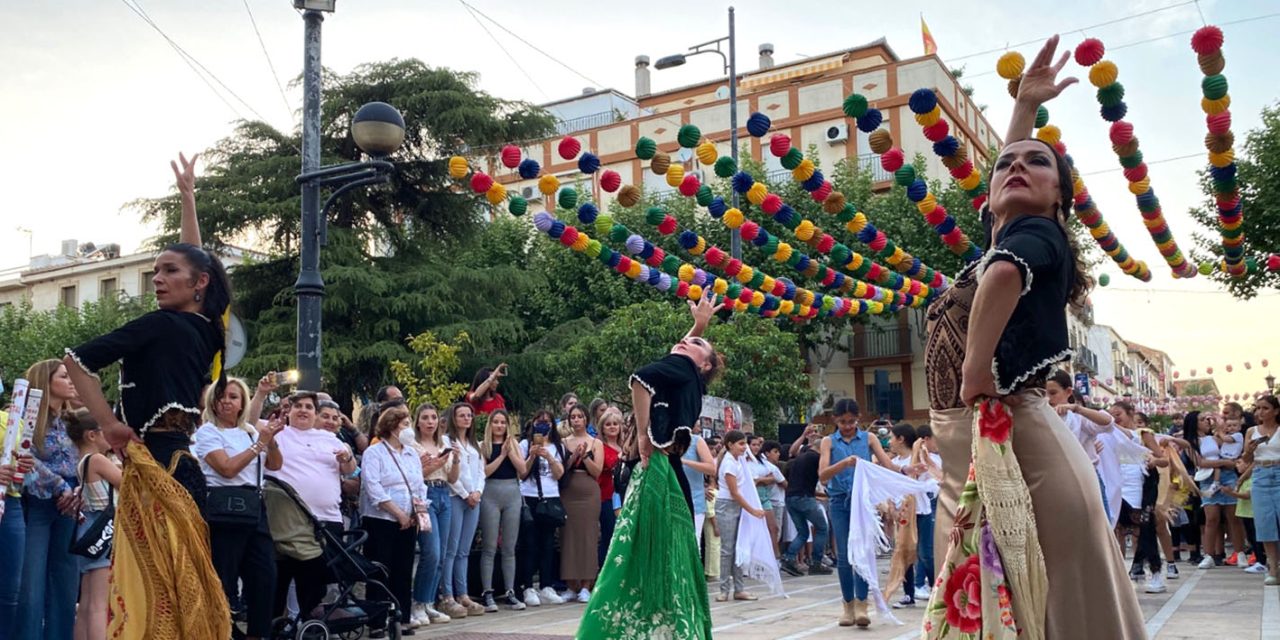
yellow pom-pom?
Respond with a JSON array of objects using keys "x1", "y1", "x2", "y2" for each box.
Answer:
[
  {"x1": 1035, "y1": 125, "x2": 1062, "y2": 146},
  {"x1": 734, "y1": 300, "x2": 748, "y2": 313},
  {"x1": 713, "y1": 278, "x2": 728, "y2": 295},
  {"x1": 915, "y1": 194, "x2": 937, "y2": 215},
  {"x1": 448, "y1": 156, "x2": 470, "y2": 179},
  {"x1": 849, "y1": 253, "x2": 864, "y2": 270},
  {"x1": 1208, "y1": 149, "x2": 1235, "y2": 167},
  {"x1": 914, "y1": 106, "x2": 942, "y2": 127},
  {"x1": 1157, "y1": 238, "x2": 1176, "y2": 252},
  {"x1": 485, "y1": 181, "x2": 507, "y2": 205},
  {"x1": 723, "y1": 207, "x2": 745, "y2": 229},
  {"x1": 887, "y1": 247, "x2": 905, "y2": 265},
  {"x1": 688, "y1": 284, "x2": 703, "y2": 301},
  {"x1": 868, "y1": 301, "x2": 884, "y2": 314},
  {"x1": 538, "y1": 174, "x2": 560, "y2": 196},
  {"x1": 779, "y1": 300, "x2": 794, "y2": 315},
  {"x1": 854, "y1": 281, "x2": 868, "y2": 298},
  {"x1": 1201, "y1": 95, "x2": 1231, "y2": 115},
  {"x1": 1072, "y1": 179, "x2": 1085, "y2": 197},
  {"x1": 696, "y1": 142, "x2": 718, "y2": 165},
  {"x1": 736, "y1": 265, "x2": 754, "y2": 284},
  {"x1": 1142, "y1": 217, "x2": 1162, "y2": 229},
  {"x1": 847, "y1": 212, "x2": 868, "y2": 234},
  {"x1": 796, "y1": 290, "x2": 813, "y2": 306},
  {"x1": 918, "y1": 285, "x2": 930, "y2": 298},
  {"x1": 1089, "y1": 225, "x2": 1109, "y2": 239},
  {"x1": 792, "y1": 158, "x2": 816, "y2": 182},
  {"x1": 571, "y1": 235, "x2": 590, "y2": 252},
  {"x1": 774, "y1": 242, "x2": 792, "y2": 262},
  {"x1": 1088, "y1": 60, "x2": 1118, "y2": 88},
  {"x1": 665, "y1": 164, "x2": 685, "y2": 188},
  {"x1": 959, "y1": 171, "x2": 982, "y2": 191},
  {"x1": 1128, "y1": 177, "x2": 1150, "y2": 195},
  {"x1": 795, "y1": 220, "x2": 815, "y2": 241},
  {"x1": 751, "y1": 291, "x2": 765, "y2": 307},
  {"x1": 761, "y1": 276, "x2": 775, "y2": 293},
  {"x1": 678, "y1": 264, "x2": 695, "y2": 282},
  {"x1": 626, "y1": 262, "x2": 642, "y2": 279},
  {"x1": 1107, "y1": 246, "x2": 1123, "y2": 257},
  {"x1": 690, "y1": 237, "x2": 707, "y2": 255},
  {"x1": 747, "y1": 182, "x2": 769, "y2": 206},
  {"x1": 996, "y1": 51, "x2": 1025, "y2": 80}
]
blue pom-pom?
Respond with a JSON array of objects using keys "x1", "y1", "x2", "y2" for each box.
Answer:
[
  {"x1": 762, "y1": 295, "x2": 777, "y2": 311},
  {"x1": 910, "y1": 257, "x2": 922, "y2": 275},
  {"x1": 1209, "y1": 164, "x2": 1237, "y2": 181},
  {"x1": 794, "y1": 255, "x2": 811, "y2": 272},
  {"x1": 606, "y1": 250, "x2": 621, "y2": 267},
  {"x1": 891, "y1": 273, "x2": 905, "y2": 289},
  {"x1": 640, "y1": 241, "x2": 655, "y2": 259},
  {"x1": 1063, "y1": 153, "x2": 1076, "y2": 168},
  {"x1": 732, "y1": 171, "x2": 755, "y2": 194},
  {"x1": 752, "y1": 230, "x2": 770, "y2": 246},
  {"x1": 812, "y1": 293, "x2": 825, "y2": 308},
  {"x1": 518, "y1": 158, "x2": 541, "y2": 180},
  {"x1": 549, "y1": 220, "x2": 565, "y2": 238},
  {"x1": 802, "y1": 170, "x2": 825, "y2": 192},
  {"x1": 832, "y1": 272, "x2": 845, "y2": 288},
  {"x1": 964, "y1": 245, "x2": 984, "y2": 263},
  {"x1": 856, "y1": 108, "x2": 883, "y2": 133},
  {"x1": 857, "y1": 300, "x2": 868, "y2": 314},
  {"x1": 746, "y1": 112, "x2": 772, "y2": 137},
  {"x1": 577, "y1": 152, "x2": 600, "y2": 174},
  {"x1": 1135, "y1": 190, "x2": 1157, "y2": 209},
  {"x1": 708, "y1": 197, "x2": 727, "y2": 218},
  {"x1": 648, "y1": 266, "x2": 662, "y2": 285},
  {"x1": 1100, "y1": 101, "x2": 1128, "y2": 122},
  {"x1": 857, "y1": 225, "x2": 877, "y2": 243},
  {"x1": 774, "y1": 205, "x2": 794, "y2": 225},
  {"x1": 782, "y1": 279, "x2": 797, "y2": 300},
  {"x1": 678, "y1": 230, "x2": 699, "y2": 249},
  {"x1": 908, "y1": 88, "x2": 937, "y2": 115},
  {"x1": 936, "y1": 217, "x2": 957, "y2": 235},
  {"x1": 577, "y1": 203, "x2": 598, "y2": 224},
  {"x1": 933, "y1": 136, "x2": 960, "y2": 157},
  {"x1": 907, "y1": 179, "x2": 929, "y2": 202},
  {"x1": 902, "y1": 294, "x2": 915, "y2": 307}
]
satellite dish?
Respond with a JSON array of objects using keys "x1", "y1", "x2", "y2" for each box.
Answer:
[
  {"x1": 714, "y1": 86, "x2": 730, "y2": 100},
  {"x1": 676, "y1": 147, "x2": 694, "y2": 162},
  {"x1": 225, "y1": 313, "x2": 247, "y2": 370}
]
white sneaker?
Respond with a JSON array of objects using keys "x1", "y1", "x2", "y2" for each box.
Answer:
[
  {"x1": 409, "y1": 603, "x2": 429, "y2": 627},
  {"x1": 423, "y1": 604, "x2": 450, "y2": 623},
  {"x1": 577, "y1": 588, "x2": 591, "y2": 603},
  {"x1": 539, "y1": 586, "x2": 565, "y2": 605},
  {"x1": 913, "y1": 585, "x2": 931, "y2": 600},
  {"x1": 1245, "y1": 562, "x2": 1269, "y2": 574},
  {"x1": 523, "y1": 588, "x2": 542, "y2": 607},
  {"x1": 1145, "y1": 572, "x2": 1167, "y2": 593},
  {"x1": 1198, "y1": 556, "x2": 1215, "y2": 569}
]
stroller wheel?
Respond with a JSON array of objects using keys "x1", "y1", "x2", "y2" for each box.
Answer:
[{"x1": 295, "y1": 619, "x2": 328, "y2": 640}]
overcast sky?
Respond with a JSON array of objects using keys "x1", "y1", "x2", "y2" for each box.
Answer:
[{"x1": 2, "y1": 0, "x2": 1277, "y2": 396}]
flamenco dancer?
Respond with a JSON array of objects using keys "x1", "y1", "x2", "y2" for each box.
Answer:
[
  {"x1": 576, "y1": 295, "x2": 724, "y2": 639},
  {"x1": 63, "y1": 153, "x2": 232, "y2": 639},
  {"x1": 921, "y1": 36, "x2": 1144, "y2": 638}
]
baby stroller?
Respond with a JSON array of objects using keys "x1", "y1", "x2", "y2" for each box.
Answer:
[{"x1": 244, "y1": 476, "x2": 401, "y2": 640}]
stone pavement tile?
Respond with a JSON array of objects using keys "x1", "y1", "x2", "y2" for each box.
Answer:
[{"x1": 1152, "y1": 568, "x2": 1267, "y2": 640}]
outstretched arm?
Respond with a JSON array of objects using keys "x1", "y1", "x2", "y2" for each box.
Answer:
[
  {"x1": 1005, "y1": 35, "x2": 1078, "y2": 143},
  {"x1": 683, "y1": 294, "x2": 725, "y2": 340},
  {"x1": 171, "y1": 152, "x2": 202, "y2": 246}
]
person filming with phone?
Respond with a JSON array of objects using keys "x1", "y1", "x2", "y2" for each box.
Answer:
[{"x1": 466, "y1": 364, "x2": 509, "y2": 416}]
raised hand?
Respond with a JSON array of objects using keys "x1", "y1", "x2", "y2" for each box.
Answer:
[
  {"x1": 170, "y1": 152, "x2": 199, "y2": 196},
  {"x1": 687, "y1": 294, "x2": 726, "y2": 329},
  {"x1": 1016, "y1": 34, "x2": 1078, "y2": 107}
]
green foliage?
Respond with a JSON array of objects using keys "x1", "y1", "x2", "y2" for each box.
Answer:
[{"x1": 389, "y1": 331, "x2": 471, "y2": 411}]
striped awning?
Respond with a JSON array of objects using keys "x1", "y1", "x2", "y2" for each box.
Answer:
[{"x1": 740, "y1": 55, "x2": 846, "y2": 89}]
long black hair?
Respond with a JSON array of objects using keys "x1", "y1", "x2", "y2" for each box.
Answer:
[{"x1": 165, "y1": 243, "x2": 232, "y2": 390}]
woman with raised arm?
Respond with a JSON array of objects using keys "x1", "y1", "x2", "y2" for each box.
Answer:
[
  {"x1": 576, "y1": 295, "x2": 723, "y2": 640},
  {"x1": 61, "y1": 153, "x2": 231, "y2": 640},
  {"x1": 920, "y1": 37, "x2": 1144, "y2": 638}
]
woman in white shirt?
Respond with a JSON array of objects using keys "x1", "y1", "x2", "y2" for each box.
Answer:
[
  {"x1": 193, "y1": 378, "x2": 283, "y2": 640},
  {"x1": 516, "y1": 411, "x2": 566, "y2": 607},
  {"x1": 440, "y1": 402, "x2": 486, "y2": 617},
  {"x1": 360, "y1": 405, "x2": 427, "y2": 637},
  {"x1": 1045, "y1": 371, "x2": 1114, "y2": 516}
]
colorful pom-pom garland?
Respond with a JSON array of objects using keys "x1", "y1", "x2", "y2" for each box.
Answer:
[
  {"x1": 1190, "y1": 26, "x2": 1246, "y2": 279},
  {"x1": 902, "y1": 89, "x2": 989, "y2": 212}
]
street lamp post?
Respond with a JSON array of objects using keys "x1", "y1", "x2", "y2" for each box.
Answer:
[
  {"x1": 654, "y1": 6, "x2": 740, "y2": 259},
  {"x1": 294, "y1": 1, "x2": 405, "y2": 391},
  {"x1": 1267, "y1": 372, "x2": 1276, "y2": 393}
]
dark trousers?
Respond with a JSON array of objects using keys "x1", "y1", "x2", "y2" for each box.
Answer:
[
  {"x1": 144, "y1": 430, "x2": 208, "y2": 511},
  {"x1": 275, "y1": 520, "x2": 342, "y2": 620},
  {"x1": 210, "y1": 512, "x2": 277, "y2": 637},
  {"x1": 1133, "y1": 471, "x2": 1162, "y2": 572},
  {"x1": 361, "y1": 517, "x2": 416, "y2": 624},
  {"x1": 517, "y1": 498, "x2": 559, "y2": 592},
  {"x1": 599, "y1": 499, "x2": 617, "y2": 568}
]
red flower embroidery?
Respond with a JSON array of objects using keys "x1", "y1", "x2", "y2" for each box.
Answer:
[
  {"x1": 978, "y1": 399, "x2": 1013, "y2": 445},
  {"x1": 943, "y1": 555, "x2": 983, "y2": 633}
]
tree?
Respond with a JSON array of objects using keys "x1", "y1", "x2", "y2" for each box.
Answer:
[
  {"x1": 1188, "y1": 101, "x2": 1280, "y2": 299},
  {"x1": 389, "y1": 331, "x2": 471, "y2": 411}
]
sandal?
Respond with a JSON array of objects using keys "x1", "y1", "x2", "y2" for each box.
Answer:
[
  {"x1": 733, "y1": 592, "x2": 757, "y2": 601},
  {"x1": 715, "y1": 594, "x2": 729, "y2": 602}
]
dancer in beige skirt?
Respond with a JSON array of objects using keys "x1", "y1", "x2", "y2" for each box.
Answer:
[{"x1": 920, "y1": 35, "x2": 1145, "y2": 639}]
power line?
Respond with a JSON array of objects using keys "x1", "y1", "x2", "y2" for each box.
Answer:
[
  {"x1": 118, "y1": 0, "x2": 243, "y2": 119},
  {"x1": 457, "y1": 1, "x2": 605, "y2": 89},
  {"x1": 242, "y1": 0, "x2": 293, "y2": 121},
  {"x1": 459, "y1": 1, "x2": 550, "y2": 101},
  {"x1": 1079, "y1": 152, "x2": 1203, "y2": 176}
]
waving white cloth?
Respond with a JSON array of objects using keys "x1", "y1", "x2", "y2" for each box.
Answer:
[
  {"x1": 735, "y1": 455, "x2": 786, "y2": 597},
  {"x1": 1096, "y1": 428, "x2": 1152, "y2": 529},
  {"x1": 846, "y1": 459, "x2": 938, "y2": 625}
]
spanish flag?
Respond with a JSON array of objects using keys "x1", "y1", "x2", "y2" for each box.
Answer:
[{"x1": 921, "y1": 15, "x2": 938, "y2": 56}]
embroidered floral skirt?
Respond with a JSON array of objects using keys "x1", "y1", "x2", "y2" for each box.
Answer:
[{"x1": 577, "y1": 452, "x2": 712, "y2": 640}]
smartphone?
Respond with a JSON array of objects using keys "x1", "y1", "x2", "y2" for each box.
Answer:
[
  {"x1": 274, "y1": 370, "x2": 300, "y2": 386},
  {"x1": 439, "y1": 447, "x2": 454, "y2": 457},
  {"x1": 532, "y1": 433, "x2": 546, "y2": 446}
]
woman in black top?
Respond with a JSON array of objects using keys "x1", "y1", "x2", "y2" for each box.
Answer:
[{"x1": 62, "y1": 154, "x2": 232, "y2": 639}]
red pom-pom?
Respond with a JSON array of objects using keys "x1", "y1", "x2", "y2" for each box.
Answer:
[
  {"x1": 922, "y1": 119, "x2": 950, "y2": 142},
  {"x1": 1122, "y1": 164, "x2": 1148, "y2": 183},
  {"x1": 1191, "y1": 26, "x2": 1224, "y2": 55},
  {"x1": 816, "y1": 233, "x2": 835, "y2": 253},
  {"x1": 821, "y1": 269, "x2": 837, "y2": 286},
  {"x1": 679, "y1": 174, "x2": 701, "y2": 197},
  {"x1": 600, "y1": 170, "x2": 622, "y2": 193},
  {"x1": 769, "y1": 134, "x2": 791, "y2": 158},
  {"x1": 863, "y1": 283, "x2": 879, "y2": 300},
  {"x1": 925, "y1": 205, "x2": 947, "y2": 226},
  {"x1": 869, "y1": 232, "x2": 888, "y2": 252},
  {"x1": 866, "y1": 263, "x2": 883, "y2": 281},
  {"x1": 908, "y1": 280, "x2": 922, "y2": 296},
  {"x1": 645, "y1": 247, "x2": 665, "y2": 267},
  {"x1": 931, "y1": 273, "x2": 945, "y2": 288},
  {"x1": 942, "y1": 228, "x2": 964, "y2": 245},
  {"x1": 812, "y1": 181, "x2": 833, "y2": 202},
  {"x1": 1077, "y1": 209, "x2": 1101, "y2": 226},
  {"x1": 1141, "y1": 207, "x2": 1163, "y2": 221},
  {"x1": 1054, "y1": 141, "x2": 1067, "y2": 156},
  {"x1": 949, "y1": 160, "x2": 974, "y2": 180},
  {"x1": 705, "y1": 246, "x2": 726, "y2": 267},
  {"x1": 559, "y1": 226, "x2": 579, "y2": 246},
  {"x1": 1266, "y1": 254, "x2": 1280, "y2": 272},
  {"x1": 772, "y1": 279, "x2": 787, "y2": 296},
  {"x1": 470, "y1": 172, "x2": 494, "y2": 194},
  {"x1": 500, "y1": 145, "x2": 522, "y2": 169},
  {"x1": 676, "y1": 281, "x2": 690, "y2": 298},
  {"x1": 1216, "y1": 193, "x2": 1240, "y2": 210},
  {"x1": 724, "y1": 259, "x2": 743, "y2": 277},
  {"x1": 615, "y1": 256, "x2": 632, "y2": 274},
  {"x1": 880, "y1": 148, "x2": 905, "y2": 172},
  {"x1": 1074, "y1": 38, "x2": 1106, "y2": 66},
  {"x1": 658, "y1": 215, "x2": 678, "y2": 235},
  {"x1": 1206, "y1": 111, "x2": 1232, "y2": 135},
  {"x1": 971, "y1": 194, "x2": 988, "y2": 210},
  {"x1": 1073, "y1": 190, "x2": 1090, "y2": 206},
  {"x1": 762, "y1": 193, "x2": 783, "y2": 215},
  {"x1": 558, "y1": 136, "x2": 582, "y2": 160},
  {"x1": 739, "y1": 221, "x2": 760, "y2": 241},
  {"x1": 1109, "y1": 121, "x2": 1135, "y2": 146},
  {"x1": 738, "y1": 288, "x2": 753, "y2": 303},
  {"x1": 808, "y1": 306, "x2": 819, "y2": 318}
]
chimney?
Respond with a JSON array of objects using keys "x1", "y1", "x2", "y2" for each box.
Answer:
[
  {"x1": 61, "y1": 239, "x2": 78, "y2": 257},
  {"x1": 635, "y1": 55, "x2": 651, "y2": 98},
  {"x1": 758, "y1": 43, "x2": 775, "y2": 70},
  {"x1": 582, "y1": 87, "x2": 596, "y2": 95}
]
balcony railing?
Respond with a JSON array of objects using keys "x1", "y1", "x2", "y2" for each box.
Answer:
[
  {"x1": 1073, "y1": 347, "x2": 1099, "y2": 373},
  {"x1": 849, "y1": 325, "x2": 912, "y2": 361},
  {"x1": 554, "y1": 111, "x2": 621, "y2": 136}
]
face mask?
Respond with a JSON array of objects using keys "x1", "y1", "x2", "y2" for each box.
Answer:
[
  {"x1": 534, "y1": 422, "x2": 551, "y2": 435},
  {"x1": 398, "y1": 427, "x2": 415, "y2": 443}
]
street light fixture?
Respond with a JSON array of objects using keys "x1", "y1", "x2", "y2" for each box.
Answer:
[
  {"x1": 655, "y1": 6, "x2": 740, "y2": 259},
  {"x1": 1267, "y1": 373, "x2": 1276, "y2": 392},
  {"x1": 294, "y1": 6, "x2": 404, "y2": 392}
]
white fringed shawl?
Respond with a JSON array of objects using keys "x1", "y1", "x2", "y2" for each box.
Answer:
[{"x1": 734, "y1": 455, "x2": 786, "y2": 597}]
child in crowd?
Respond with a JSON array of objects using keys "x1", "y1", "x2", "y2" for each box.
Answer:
[
  {"x1": 1207, "y1": 417, "x2": 1245, "y2": 496},
  {"x1": 66, "y1": 409, "x2": 122, "y2": 640}
]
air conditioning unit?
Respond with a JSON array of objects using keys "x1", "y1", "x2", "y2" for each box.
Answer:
[
  {"x1": 825, "y1": 123, "x2": 849, "y2": 144},
  {"x1": 521, "y1": 185, "x2": 542, "y2": 202}
]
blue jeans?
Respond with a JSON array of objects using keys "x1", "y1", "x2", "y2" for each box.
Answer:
[
  {"x1": 829, "y1": 495, "x2": 869, "y2": 603},
  {"x1": 1097, "y1": 469, "x2": 1111, "y2": 522},
  {"x1": 415, "y1": 485, "x2": 452, "y2": 604},
  {"x1": 915, "y1": 506, "x2": 936, "y2": 589},
  {"x1": 15, "y1": 496, "x2": 78, "y2": 640},
  {"x1": 442, "y1": 494, "x2": 480, "y2": 598},
  {"x1": 0, "y1": 496, "x2": 25, "y2": 639},
  {"x1": 784, "y1": 496, "x2": 828, "y2": 564}
]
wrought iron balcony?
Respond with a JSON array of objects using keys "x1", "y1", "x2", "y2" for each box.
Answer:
[{"x1": 849, "y1": 324, "x2": 912, "y2": 363}]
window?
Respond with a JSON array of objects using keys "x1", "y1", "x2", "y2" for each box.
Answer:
[
  {"x1": 60, "y1": 285, "x2": 77, "y2": 308},
  {"x1": 99, "y1": 277, "x2": 118, "y2": 300},
  {"x1": 140, "y1": 271, "x2": 155, "y2": 295}
]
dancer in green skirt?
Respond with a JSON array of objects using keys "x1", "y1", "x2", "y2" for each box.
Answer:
[{"x1": 577, "y1": 295, "x2": 724, "y2": 640}]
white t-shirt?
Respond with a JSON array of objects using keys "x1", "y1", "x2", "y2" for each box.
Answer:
[
  {"x1": 1062, "y1": 410, "x2": 1113, "y2": 467},
  {"x1": 765, "y1": 460, "x2": 786, "y2": 505},
  {"x1": 519, "y1": 440, "x2": 564, "y2": 498},
  {"x1": 193, "y1": 422, "x2": 263, "y2": 488},
  {"x1": 1217, "y1": 433, "x2": 1244, "y2": 460},
  {"x1": 267, "y1": 426, "x2": 345, "y2": 523},
  {"x1": 892, "y1": 454, "x2": 937, "y2": 515},
  {"x1": 716, "y1": 453, "x2": 746, "y2": 500},
  {"x1": 1119, "y1": 430, "x2": 1147, "y2": 508}
]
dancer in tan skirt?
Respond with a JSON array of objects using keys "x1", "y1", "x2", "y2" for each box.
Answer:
[{"x1": 920, "y1": 35, "x2": 1145, "y2": 638}]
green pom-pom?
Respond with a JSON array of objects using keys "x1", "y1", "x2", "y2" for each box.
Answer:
[
  {"x1": 965, "y1": 182, "x2": 987, "y2": 198},
  {"x1": 1097, "y1": 83, "x2": 1125, "y2": 108},
  {"x1": 894, "y1": 165, "x2": 917, "y2": 187},
  {"x1": 1152, "y1": 228, "x2": 1173, "y2": 243},
  {"x1": 645, "y1": 206, "x2": 666, "y2": 226},
  {"x1": 780, "y1": 148, "x2": 804, "y2": 170},
  {"x1": 815, "y1": 265, "x2": 829, "y2": 282},
  {"x1": 695, "y1": 185, "x2": 715, "y2": 206},
  {"x1": 836, "y1": 204, "x2": 856, "y2": 223},
  {"x1": 558, "y1": 187, "x2": 578, "y2": 209},
  {"x1": 609, "y1": 223, "x2": 629, "y2": 244},
  {"x1": 783, "y1": 215, "x2": 802, "y2": 231},
  {"x1": 1213, "y1": 177, "x2": 1238, "y2": 193},
  {"x1": 636, "y1": 137, "x2": 658, "y2": 160},
  {"x1": 830, "y1": 243, "x2": 851, "y2": 265},
  {"x1": 1246, "y1": 257, "x2": 1259, "y2": 273},
  {"x1": 786, "y1": 252, "x2": 803, "y2": 267},
  {"x1": 851, "y1": 260, "x2": 871, "y2": 279},
  {"x1": 726, "y1": 283, "x2": 743, "y2": 300},
  {"x1": 661, "y1": 255, "x2": 680, "y2": 275},
  {"x1": 1034, "y1": 105, "x2": 1050, "y2": 128},
  {"x1": 585, "y1": 239, "x2": 602, "y2": 257},
  {"x1": 1137, "y1": 198, "x2": 1159, "y2": 213},
  {"x1": 1119, "y1": 151, "x2": 1144, "y2": 169},
  {"x1": 843, "y1": 94, "x2": 869, "y2": 119},
  {"x1": 747, "y1": 305, "x2": 761, "y2": 314},
  {"x1": 677, "y1": 124, "x2": 702, "y2": 148},
  {"x1": 764, "y1": 236, "x2": 780, "y2": 256},
  {"x1": 595, "y1": 214, "x2": 613, "y2": 236},
  {"x1": 1098, "y1": 273, "x2": 1110, "y2": 287},
  {"x1": 508, "y1": 196, "x2": 527, "y2": 216},
  {"x1": 821, "y1": 296, "x2": 834, "y2": 309},
  {"x1": 1201, "y1": 74, "x2": 1228, "y2": 101},
  {"x1": 1221, "y1": 224, "x2": 1244, "y2": 239},
  {"x1": 749, "y1": 270, "x2": 765, "y2": 289},
  {"x1": 714, "y1": 156, "x2": 737, "y2": 178},
  {"x1": 597, "y1": 248, "x2": 614, "y2": 265},
  {"x1": 880, "y1": 241, "x2": 897, "y2": 257}
]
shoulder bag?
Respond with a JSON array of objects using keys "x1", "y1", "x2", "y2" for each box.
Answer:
[
  {"x1": 385, "y1": 443, "x2": 431, "y2": 532},
  {"x1": 206, "y1": 432, "x2": 263, "y2": 526},
  {"x1": 532, "y1": 445, "x2": 566, "y2": 528},
  {"x1": 69, "y1": 455, "x2": 115, "y2": 559}
]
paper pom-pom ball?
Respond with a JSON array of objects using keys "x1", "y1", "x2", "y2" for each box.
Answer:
[
  {"x1": 665, "y1": 164, "x2": 685, "y2": 188},
  {"x1": 1100, "y1": 102, "x2": 1128, "y2": 122},
  {"x1": 650, "y1": 153, "x2": 671, "y2": 175},
  {"x1": 1201, "y1": 74, "x2": 1228, "y2": 101},
  {"x1": 679, "y1": 174, "x2": 701, "y2": 197},
  {"x1": 1088, "y1": 61, "x2": 1118, "y2": 88},
  {"x1": 1007, "y1": 77, "x2": 1022, "y2": 99},
  {"x1": 780, "y1": 148, "x2": 804, "y2": 170},
  {"x1": 1206, "y1": 111, "x2": 1232, "y2": 135},
  {"x1": 842, "y1": 93, "x2": 869, "y2": 119},
  {"x1": 557, "y1": 187, "x2": 578, "y2": 210},
  {"x1": 517, "y1": 158, "x2": 541, "y2": 180},
  {"x1": 880, "y1": 148, "x2": 905, "y2": 173},
  {"x1": 908, "y1": 88, "x2": 938, "y2": 115},
  {"x1": 713, "y1": 156, "x2": 737, "y2": 178},
  {"x1": 1098, "y1": 273, "x2": 1110, "y2": 287},
  {"x1": 907, "y1": 180, "x2": 929, "y2": 202},
  {"x1": 558, "y1": 226, "x2": 579, "y2": 247},
  {"x1": 1198, "y1": 50, "x2": 1225, "y2": 76},
  {"x1": 769, "y1": 134, "x2": 791, "y2": 158},
  {"x1": 677, "y1": 124, "x2": 702, "y2": 148},
  {"x1": 486, "y1": 181, "x2": 507, "y2": 205},
  {"x1": 599, "y1": 169, "x2": 621, "y2": 193},
  {"x1": 746, "y1": 112, "x2": 772, "y2": 137},
  {"x1": 867, "y1": 130, "x2": 893, "y2": 155},
  {"x1": 558, "y1": 136, "x2": 581, "y2": 160},
  {"x1": 747, "y1": 182, "x2": 768, "y2": 205},
  {"x1": 1191, "y1": 25, "x2": 1224, "y2": 55},
  {"x1": 508, "y1": 196, "x2": 527, "y2": 216},
  {"x1": 578, "y1": 152, "x2": 600, "y2": 174},
  {"x1": 577, "y1": 203, "x2": 599, "y2": 224},
  {"x1": 695, "y1": 185, "x2": 714, "y2": 207},
  {"x1": 1035, "y1": 125, "x2": 1062, "y2": 146},
  {"x1": 922, "y1": 120, "x2": 949, "y2": 142},
  {"x1": 996, "y1": 51, "x2": 1025, "y2": 80},
  {"x1": 635, "y1": 137, "x2": 657, "y2": 160},
  {"x1": 856, "y1": 108, "x2": 883, "y2": 133},
  {"x1": 626, "y1": 234, "x2": 646, "y2": 255},
  {"x1": 533, "y1": 211, "x2": 554, "y2": 232},
  {"x1": 537, "y1": 174, "x2": 560, "y2": 196},
  {"x1": 933, "y1": 136, "x2": 960, "y2": 157},
  {"x1": 696, "y1": 142, "x2": 718, "y2": 165},
  {"x1": 1267, "y1": 255, "x2": 1280, "y2": 272},
  {"x1": 1074, "y1": 38, "x2": 1105, "y2": 66},
  {"x1": 811, "y1": 181, "x2": 833, "y2": 203},
  {"x1": 1034, "y1": 106, "x2": 1050, "y2": 128},
  {"x1": 723, "y1": 208, "x2": 744, "y2": 229},
  {"x1": 617, "y1": 185, "x2": 641, "y2": 208},
  {"x1": 1097, "y1": 82, "x2": 1125, "y2": 107},
  {"x1": 448, "y1": 156, "x2": 469, "y2": 179},
  {"x1": 1109, "y1": 121, "x2": 1135, "y2": 146},
  {"x1": 894, "y1": 165, "x2": 917, "y2": 187},
  {"x1": 500, "y1": 145, "x2": 522, "y2": 169},
  {"x1": 470, "y1": 172, "x2": 494, "y2": 194}
]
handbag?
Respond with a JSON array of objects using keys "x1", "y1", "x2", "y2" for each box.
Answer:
[
  {"x1": 206, "y1": 438, "x2": 263, "y2": 526},
  {"x1": 532, "y1": 446, "x2": 566, "y2": 528},
  {"x1": 386, "y1": 443, "x2": 431, "y2": 532},
  {"x1": 69, "y1": 456, "x2": 115, "y2": 559}
]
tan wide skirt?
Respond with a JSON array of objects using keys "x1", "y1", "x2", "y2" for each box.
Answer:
[
  {"x1": 931, "y1": 391, "x2": 1146, "y2": 639},
  {"x1": 561, "y1": 469, "x2": 602, "y2": 581}
]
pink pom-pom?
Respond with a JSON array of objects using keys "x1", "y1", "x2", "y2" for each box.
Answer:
[
  {"x1": 1206, "y1": 111, "x2": 1232, "y2": 135},
  {"x1": 771, "y1": 279, "x2": 786, "y2": 296},
  {"x1": 1074, "y1": 38, "x2": 1106, "y2": 66},
  {"x1": 931, "y1": 272, "x2": 945, "y2": 288},
  {"x1": 645, "y1": 247, "x2": 665, "y2": 267},
  {"x1": 822, "y1": 269, "x2": 837, "y2": 286},
  {"x1": 725, "y1": 259, "x2": 742, "y2": 277},
  {"x1": 880, "y1": 148, "x2": 905, "y2": 172},
  {"x1": 559, "y1": 226, "x2": 579, "y2": 246},
  {"x1": 869, "y1": 232, "x2": 888, "y2": 252},
  {"x1": 949, "y1": 160, "x2": 974, "y2": 180},
  {"x1": 600, "y1": 170, "x2": 622, "y2": 192},
  {"x1": 1109, "y1": 121, "x2": 1135, "y2": 146},
  {"x1": 817, "y1": 233, "x2": 835, "y2": 253},
  {"x1": 908, "y1": 280, "x2": 922, "y2": 296},
  {"x1": 941, "y1": 228, "x2": 964, "y2": 246},
  {"x1": 470, "y1": 172, "x2": 494, "y2": 194},
  {"x1": 738, "y1": 288, "x2": 753, "y2": 303},
  {"x1": 1191, "y1": 26, "x2": 1224, "y2": 55},
  {"x1": 679, "y1": 174, "x2": 701, "y2": 197},
  {"x1": 1267, "y1": 255, "x2": 1280, "y2": 272},
  {"x1": 922, "y1": 120, "x2": 950, "y2": 142},
  {"x1": 740, "y1": 221, "x2": 760, "y2": 241},
  {"x1": 762, "y1": 193, "x2": 783, "y2": 215},
  {"x1": 615, "y1": 256, "x2": 632, "y2": 274},
  {"x1": 1123, "y1": 164, "x2": 1148, "y2": 183},
  {"x1": 675, "y1": 281, "x2": 689, "y2": 298},
  {"x1": 658, "y1": 216, "x2": 678, "y2": 235},
  {"x1": 705, "y1": 246, "x2": 726, "y2": 267},
  {"x1": 769, "y1": 134, "x2": 792, "y2": 158},
  {"x1": 557, "y1": 136, "x2": 581, "y2": 160},
  {"x1": 812, "y1": 181, "x2": 833, "y2": 202},
  {"x1": 500, "y1": 145, "x2": 522, "y2": 169}
]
